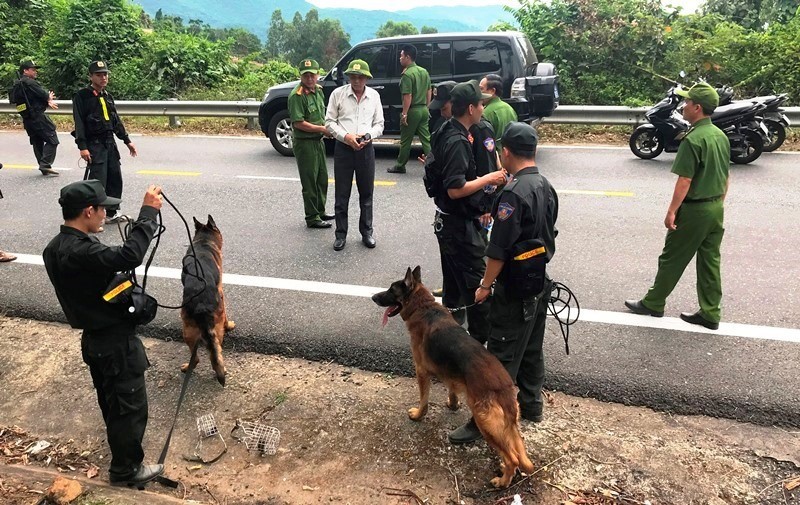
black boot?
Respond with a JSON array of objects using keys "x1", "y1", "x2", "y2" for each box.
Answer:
[
  {"x1": 110, "y1": 464, "x2": 164, "y2": 489},
  {"x1": 448, "y1": 417, "x2": 482, "y2": 444}
]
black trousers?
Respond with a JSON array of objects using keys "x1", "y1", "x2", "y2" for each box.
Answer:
[
  {"x1": 334, "y1": 142, "x2": 375, "y2": 240},
  {"x1": 24, "y1": 116, "x2": 59, "y2": 170},
  {"x1": 85, "y1": 138, "x2": 122, "y2": 214},
  {"x1": 434, "y1": 211, "x2": 491, "y2": 343},
  {"x1": 81, "y1": 328, "x2": 149, "y2": 479},
  {"x1": 487, "y1": 280, "x2": 551, "y2": 418}
]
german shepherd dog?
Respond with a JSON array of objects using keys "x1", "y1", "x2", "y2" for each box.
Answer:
[
  {"x1": 372, "y1": 266, "x2": 534, "y2": 488},
  {"x1": 180, "y1": 215, "x2": 235, "y2": 385}
]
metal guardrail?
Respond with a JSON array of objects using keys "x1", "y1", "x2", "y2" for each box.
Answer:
[{"x1": 1, "y1": 100, "x2": 797, "y2": 127}]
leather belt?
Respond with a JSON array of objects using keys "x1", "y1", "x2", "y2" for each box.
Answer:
[{"x1": 683, "y1": 195, "x2": 721, "y2": 204}]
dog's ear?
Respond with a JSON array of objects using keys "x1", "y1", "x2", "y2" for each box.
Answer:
[
  {"x1": 404, "y1": 267, "x2": 415, "y2": 290},
  {"x1": 207, "y1": 214, "x2": 217, "y2": 230},
  {"x1": 412, "y1": 265, "x2": 422, "y2": 283},
  {"x1": 193, "y1": 217, "x2": 203, "y2": 230}
]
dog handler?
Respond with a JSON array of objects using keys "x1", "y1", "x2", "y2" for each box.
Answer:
[
  {"x1": 43, "y1": 180, "x2": 165, "y2": 487},
  {"x1": 451, "y1": 122, "x2": 558, "y2": 443}
]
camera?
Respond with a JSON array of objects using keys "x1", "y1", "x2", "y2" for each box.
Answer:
[{"x1": 356, "y1": 133, "x2": 371, "y2": 144}]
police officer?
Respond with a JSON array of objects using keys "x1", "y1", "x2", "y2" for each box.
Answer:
[
  {"x1": 43, "y1": 180, "x2": 164, "y2": 486},
  {"x1": 625, "y1": 82, "x2": 730, "y2": 330},
  {"x1": 388, "y1": 44, "x2": 431, "y2": 174},
  {"x1": 288, "y1": 58, "x2": 334, "y2": 229},
  {"x1": 450, "y1": 122, "x2": 558, "y2": 443},
  {"x1": 73, "y1": 60, "x2": 137, "y2": 224},
  {"x1": 479, "y1": 74, "x2": 518, "y2": 150},
  {"x1": 10, "y1": 59, "x2": 60, "y2": 176},
  {"x1": 432, "y1": 80, "x2": 506, "y2": 347}
]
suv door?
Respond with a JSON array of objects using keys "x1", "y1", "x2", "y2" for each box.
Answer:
[{"x1": 326, "y1": 43, "x2": 397, "y2": 132}]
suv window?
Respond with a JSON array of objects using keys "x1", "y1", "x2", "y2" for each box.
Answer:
[
  {"x1": 454, "y1": 40, "x2": 501, "y2": 75},
  {"x1": 431, "y1": 43, "x2": 451, "y2": 77},
  {"x1": 344, "y1": 44, "x2": 394, "y2": 79}
]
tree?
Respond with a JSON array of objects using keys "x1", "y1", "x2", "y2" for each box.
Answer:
[
  {"x1": 702, "y1": 0, "x2": 800, "y2": 31},
  {"x1": 264, "y1": 9, "x2": 350, "y2": 68},
  {"x1": 375, "y1": 20, "x2": 418, "y2": 38},
  {"x1": 487, "y1": 21, "x2": 517, "y2": 31},
  {"x1": 420, "y1": 25, "x2": 438, "y2": 34}
]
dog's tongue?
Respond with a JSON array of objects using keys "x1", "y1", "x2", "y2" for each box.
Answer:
[{"x1": 381, "y1": 306, "x2": 395, "y2": 327}]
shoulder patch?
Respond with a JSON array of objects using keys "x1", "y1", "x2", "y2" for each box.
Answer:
[
  {"x1": 497, "y1": 202, "x2": 515, "y2": 221},
  {"x1": 483, "y1": 137, "x2": 495, "y2": 152}
]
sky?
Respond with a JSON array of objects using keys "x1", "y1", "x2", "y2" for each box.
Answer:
[{"x1": 308, "y1": 0, "x2": 704, "y2": 13}]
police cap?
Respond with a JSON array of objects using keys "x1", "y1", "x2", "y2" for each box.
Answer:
[
  {"x1": 19, "y1": 59, "x2": 39, "y2": 72},
  {"x1": 501, "y1": 122, "x2": 539, "y2": 155},
  {"x1": 450, "y1": 80, "x2": 491, "y2": 107},
  {"x1": 58, "y1": 180, "x2": 121, "y2": 209},
  {"x1": 429, "y1": 81, "x2": 457, "y2": 111},
  {"x1": 298, "y1": 58, "x2": 320, "y2": 75},
  {"x1": 88, "y1": 60, "x2": 109, "y2": 74},
  {"x1": 675, "y1": 82, "x2": 719, "y2": 112}
]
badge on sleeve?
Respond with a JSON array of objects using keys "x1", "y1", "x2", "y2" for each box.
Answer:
[
  {"x1": 483, "y1": 137, "x2": 495, "y2": 152},
  {"x1": 497, "y1": 202, "x2": 515, "y2": 221}
]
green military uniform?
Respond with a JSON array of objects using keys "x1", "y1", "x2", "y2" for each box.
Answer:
[
  {"x1": 288, "y1": 58, "x2": 329, "y2": 226},
  {"x1": 483, "y1": 95, "x2": 518, "y2": 150},
  {"x1": 641, "y1": 88, "x2": 730, "y2": 324},
  {"x1": 393, "y1": 62, "x2": 431, "y2": 171}
]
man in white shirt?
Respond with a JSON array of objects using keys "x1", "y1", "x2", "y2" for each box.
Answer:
[{"x1": 325, "y1": 59, "x2": 385, "y2": 251}]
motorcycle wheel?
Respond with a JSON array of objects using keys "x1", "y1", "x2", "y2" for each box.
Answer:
[
  {"x1": 629, "y1": 128, "x2": 664, "y2": 159},
  {"x1": 731, "y1": 130, "x2": 764, "y2": 164},
  {"x1": 762, "y1": 120, "x2": 786, "y2": 152}
]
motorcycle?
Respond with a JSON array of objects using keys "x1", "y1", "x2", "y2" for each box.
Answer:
[
  {"x1": 716, "y1": 86, "x2": 790, "y2": 152},
  {"x1": 630, "y1": 85, "x2": 767, "y2": 165}
]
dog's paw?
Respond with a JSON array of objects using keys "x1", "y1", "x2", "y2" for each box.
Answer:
[
  {"x1": 180, "y1": 363, "x2": 190, "y2": 373},
  {"x1": 225, "y1": 320, "x2": 236, "y2": 332},
  {"x1": 407, "y1": 406, "x2": 427, "y2": 421},
  {"x1": 446, "y1": 396, "x2": 460, "y2": 411},
  {"x1": 490, "y1": 476, "x2": 511, "y2": 489}
]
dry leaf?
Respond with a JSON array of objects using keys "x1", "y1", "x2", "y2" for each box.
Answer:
[
  {"x1": 187, "y1": 465, "x2": 202, "y2": 471},
  {"x1": 302, "y1": 485, "x2": 319, "y2": 491},
  {"x1": 86, "y1": 466, "x2": 98, "y2": 479}
]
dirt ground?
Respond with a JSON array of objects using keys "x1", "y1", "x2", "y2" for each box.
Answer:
[{"x1": 0, "y1": 316, "x2": 798, "y2": 505}]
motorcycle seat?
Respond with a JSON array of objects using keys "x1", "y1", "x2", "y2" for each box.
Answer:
[{"x1": 711, "y1": 102, "x2": 756, "y2": 120}]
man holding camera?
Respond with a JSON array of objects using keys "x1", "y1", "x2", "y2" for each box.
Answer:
[
  {"x1": 43, "y1": 180, "x2": 164, "y2": 487},
  {"x1": 325, "y1": 59, "x2": 384, "y2": 251},
  {"x1": 10, "y1": 60, "x2": 60, "y2": 176}
]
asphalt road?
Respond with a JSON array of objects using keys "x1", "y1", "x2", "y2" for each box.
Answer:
[{"x1": 1, "y1": 130, "x2": 799, "y2": 427}]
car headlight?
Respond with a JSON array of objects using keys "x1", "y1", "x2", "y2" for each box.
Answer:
[{"x1": 510, "y1": 78, "x2": 526, "y2": 99}]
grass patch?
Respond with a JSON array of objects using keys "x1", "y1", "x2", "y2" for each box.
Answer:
[{"x1": 274, "y1": 390, "x2": 288, "y2": 407}]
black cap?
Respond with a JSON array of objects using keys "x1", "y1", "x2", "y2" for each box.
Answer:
[
  {"x1": 450, "y1": 80, "x2": 492, "y2": 107},
  {"x1": 88, "y1": 60, "x2": 109, "y2": 74},
  {"x1": 501, "y1": 122, "x2": 539, "y2": 154},
  {"x1": 58, "y1": 180, "x2": 121, "y2": 209},
  {"x1": 429, "y1": 81, "x2": 457, "y2": 111},
  {"x1": 19, "y1": 59, "x2": 39, "y2": 71}
]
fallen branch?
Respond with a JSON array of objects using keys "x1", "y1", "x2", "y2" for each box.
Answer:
[
  {"x1": 505, "y1": 453, "x2": 569, "y2": 491},
  {"x1": 587, "y1": 454, "x2": 624, "y2": 466},
  {"x1": 447, "y1": 464, "x2": 461, "y2": 504},
  {"x1": 383, "y1": 487, "x2": 425, "y2": 504}
]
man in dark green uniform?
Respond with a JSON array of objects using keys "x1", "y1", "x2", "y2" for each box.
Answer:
[
  {"x1": 43, "y1": 180, "x2": 165, "y2": 487},
  {"x1": 625, "y1": 82, "x2": 730, "y2": 330},
  {"x1": 288, "y1": 58, "x2": 334, "y2": 228},
  {"x1": 479, "y1": 74, "x2": 518, "y2": 150},
  {"x1": 73, "y1": 60, "x2": 137, "y2": 224},
  {"x1": 388, "y1": 44, "x2": 431, "y2": 174},
  {"x1": 10, "y1": 59, "x2": 60, "y2": 176},
  {"x1": 450, "y1": 122, "x2": 558, "y2": 443}
]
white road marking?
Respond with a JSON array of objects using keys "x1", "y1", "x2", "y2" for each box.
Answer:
[{"x1": 9, "y1": 253, "x2": 800, "y2": 343}]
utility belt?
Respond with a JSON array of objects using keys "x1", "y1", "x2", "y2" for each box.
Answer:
[
  {"x1": 504, "y1": 238, "x2": 548, "y2": 299},
  {"x1": 683, "y1": 195, "x2": 721, "y2": 204},
  {"x1": 433, "y1": 208, "x2": 480, "y2": 232},
  {"x1": 87, "y1": 132, "x2": 116, "y2": 144}
]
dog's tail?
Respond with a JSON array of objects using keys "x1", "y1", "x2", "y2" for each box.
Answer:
[{"x1": 196, "y1": 312, "x2": 226, "y2": 387}]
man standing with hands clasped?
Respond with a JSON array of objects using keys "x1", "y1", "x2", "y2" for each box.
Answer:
[
  {"x1": 10, "y1": 59, "x2": 60, "y2": 176},
  {"x1": 625, "y1": 82, "x2": 730, "y2": 330},
  {"x1": 72, "y1": 60, "x2": 138, "y2": 225},
  {"x1": 325, "y1": 59, "x2": 384, "y2": 251}
]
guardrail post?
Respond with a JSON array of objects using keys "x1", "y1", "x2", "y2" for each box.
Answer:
[
  {"x1": 245, "y1": 98, "x2": 258, "y2": 130},
  {"x1": 168, "y1": 98, "x2": 182, "y2": 128}
]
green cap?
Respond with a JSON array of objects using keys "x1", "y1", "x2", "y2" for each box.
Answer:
[
  {"x1": 88, "y1": 60, "x2": 109, "y2": 74},
  {"x1": 501, "y1": 122, "x2": 539, "y2": 154},
  {"x1": 298, "y1": 58, "x2": 320, "y2": 75},
  {"x1": 58, "y1": 180, "x2": 121, "y2": 209},
  {"x1": 19, "y1": 59, "x2": 39, "y2": 71},
  {"x1": 450, "y1": 80, "x2": 491, "y2": 107},
  {"x1": 675, "y1": 82, "x2": 719, "y2": 112},
  {"x1": 344, "y1": 59, "x2": 372, "y2": 78}
]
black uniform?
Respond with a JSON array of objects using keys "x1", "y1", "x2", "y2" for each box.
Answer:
[
  {"x1": 10, "y1": 76, "x2": 59, "y2": 171},
  {"x1": 43, "y1": 205, "x2": 159, "y2": 480},
  {"x1": 486, "y1": 166, "x2": 558, "y2": 420},
  {"x1": 72, "y1": 86, "x2": 131, "y2": 215},
  {"x1": 470, "y1": 119, "x2": 501, "y2": 217},
  {"x1": 432, "y1": 118, "x2": 491, "y2": 342}
]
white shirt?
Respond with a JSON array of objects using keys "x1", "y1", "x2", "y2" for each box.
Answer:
[{"x1": 325, "y1": 84, "x2": 384, "y2": 143}]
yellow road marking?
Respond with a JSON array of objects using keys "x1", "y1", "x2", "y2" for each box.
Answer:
[
  {"x1": 3, "y1": 164, "x2": 36, "y2": 170},
  {"x1": 136, "y1": 170, "x2": 201, "y2": 177},
  {"x1": 327, "y1": 178, "x2": 396, "y2": 187},
  {"x1": 561, "y1": 189, "x2": 634, "y2": 197}
]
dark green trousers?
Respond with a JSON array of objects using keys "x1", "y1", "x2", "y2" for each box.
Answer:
[
  {"x1": 395, "y1": 106, "x2": 431, "y2": 170},
  {"x1": 643, "y1": 200, "x2": 725, "y2": 322},
  {"x1": 293, "y1": 137, "x2": 328, "y2": 224}
]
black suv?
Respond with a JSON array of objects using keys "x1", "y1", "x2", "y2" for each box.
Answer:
[{"x1": 259, "y1": 32, "x2": 559, "y2": 156}]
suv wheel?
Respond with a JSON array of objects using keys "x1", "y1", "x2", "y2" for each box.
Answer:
[{"x1": 269, "y1": 109, "x2": 294, "y2": 157}]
